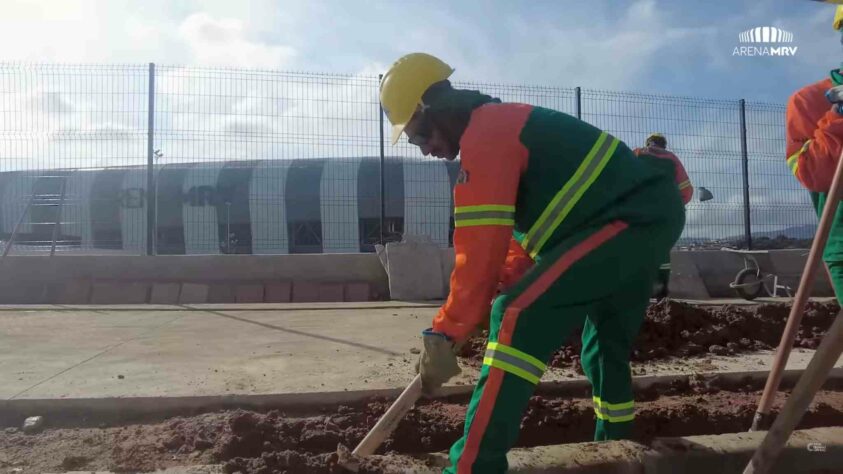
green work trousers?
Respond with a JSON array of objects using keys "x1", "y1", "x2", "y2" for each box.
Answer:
[
  {"x1": 811, "y1": 192, "x2": 843, "y2": 301},
  {"x1": 444, "y1": 180, "x2": 685, "y2": 473}
]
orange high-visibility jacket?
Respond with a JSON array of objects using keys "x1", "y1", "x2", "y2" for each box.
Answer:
[
  {"x1": 432, "y1": 103, "x2": 665, "y2": 341},
  {"x1": 786, "y1": 78, "x2": 843, "y2": 192},
  {"x1": 632, "y1": 146, "x2": 693, "y2": 205}
]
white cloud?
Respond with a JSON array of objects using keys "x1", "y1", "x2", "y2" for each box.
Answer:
[
  {"x1": 0, "y1": 1, "x2": 297, "y2": 69},
  {"x1": 410, "y1": 0, "x2": 710, "y2": 92},
  {"x1": 176, "y1": 12, "x2": 296, "y2": 69}
]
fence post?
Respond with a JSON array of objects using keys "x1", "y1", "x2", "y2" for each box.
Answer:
[
  {"x1": 146, "y1": 63, "x2": 156, "y2": 256},
  {"x1": 739, "y1": 98, "x2": 752, "y2": 250},
  {"x1": 378, "y1": 73, "x2": 386, "y2": 246},
  {"x1": 575, "y1": 87, "x2": 582, "y2": 120}
]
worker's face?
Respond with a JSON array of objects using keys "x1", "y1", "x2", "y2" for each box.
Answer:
[{"x1": 404, "y1": 113, "x2": 459, "y2": 161}]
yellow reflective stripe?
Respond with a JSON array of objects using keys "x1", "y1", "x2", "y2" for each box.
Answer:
[
  {"x1": 522, "y1": 132, "x2": 609, "y2": 251},
  {"x1": 521, "y1": 132, "x2": 619, "y2": 258},
  {"x1": 454, "y1": 218, "x2": 514, "y2": 228},
  {"x1": 454, "y1": 204, "x2": 515, "y2": 213},
  {"x1": 530, "y1": 136, "x2": 617, "y2": 257},
  {"x1": 678, "y1": 180, "x2": 692, "y2": 190},
  {"x1": 454, "y1": 204, "x2": 515, "y2": 228},
  {"x1": 483, "y1": 357, "x2": 541, "y2": 384},
  {"x1": 593, "y1": 408, "x2": 635, "y2": 423},
  {"x1": 593, "y1": 396, "x2": 635, "y2": 422},
  {"x1": 593, "y1": 396, "x2": 634, "y2": 410},
  {"x1": 787, "y1": 154, "x2": 798, "y2": 175},
  {"x1": 483, "y1": 342, "x2": 546, "y2": 384},
  {"x1": 487, "y1": 342, "x2": 546, "y2": 371},
  {"x1": 787, "y1": 140, "x2": 810, "y2": 177}
]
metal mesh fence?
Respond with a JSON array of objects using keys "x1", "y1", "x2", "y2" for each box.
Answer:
[
  {"x1": 745, "y1": 101, "x2": 815, "y2": 248},
  {"x1": 0, "y1": 64, "x2": 149, "y2": 255},
  {"x1": 581, "y1": 90, "x2": 748, "y2": 246},
  {"x1": 153, "y1": 67, "x2": 380, "y2": 255},
  {"x1": 0, "y1": 63, "x2": 817, "y2": 255}
]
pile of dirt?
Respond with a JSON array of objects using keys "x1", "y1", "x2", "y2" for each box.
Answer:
[
  {"x1": 459, "y1": 300, "x2": 839, "y2": 373},
  {"x1": 3, "y1": 381, "x2": 843, "y2": 474}
]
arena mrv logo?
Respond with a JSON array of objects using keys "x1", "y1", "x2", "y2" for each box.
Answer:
[{"x1": 732, "y1": 26, "x2": 798, "y2": 57}]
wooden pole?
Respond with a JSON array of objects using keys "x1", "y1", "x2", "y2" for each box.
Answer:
[
  {"x1": 750, "y1": 148, "x2": 843, "y2": 431},
  {"x1": 743, "y1": 310, "x2": 843, "y2": 473}
]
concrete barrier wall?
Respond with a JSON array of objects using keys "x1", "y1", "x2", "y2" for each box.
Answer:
[
  {"x1": 674, "y1": 249, "x2": 834, "y2": 299},
  {"x1": 0, "y1": 254, "x2": 390, "y2": 304},
  {"x1": 0, "y1": 254, "x2": 385, "y2": 284},
  {"x1": 768, "y1": 249, "x2": 835, "y2": 296},
  {"x1": 0, "y1": 248, "x2": 832, "y2": 304}
]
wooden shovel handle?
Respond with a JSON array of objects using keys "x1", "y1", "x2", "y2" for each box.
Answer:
[{"x1": 351, "y1": 374, "x2": 423, "y2": 457}]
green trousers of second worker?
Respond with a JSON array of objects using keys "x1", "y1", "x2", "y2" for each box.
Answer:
[
  {"x1": 811, "y1": 192, "x2": 843, "y2": 302},
  {"x1": 444, "y1": 191, "x2": 685, "y2": 473}
]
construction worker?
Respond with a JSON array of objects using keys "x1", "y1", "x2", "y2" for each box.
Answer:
[
  {"x1": 785, "y1": 5, "x2": 843, "y2": 301},
  {"x1": 380, "y1": 52, "x2": 685, "y2": 473},
  {"x1": 633, "y1": 133, "x2": 693, "y2": 299}
]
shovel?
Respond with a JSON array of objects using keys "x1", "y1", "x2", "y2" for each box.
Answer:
[{"x1": 337, "y1": 374, "x2": 423, "y2": 471}]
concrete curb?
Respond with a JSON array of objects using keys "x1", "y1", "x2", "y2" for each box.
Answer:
[
  {"x1": 350, "y1": 427, "x2": 843, "y2": 473},
  {"x1": 642, "y1": 426, "x2": 843, "y2": 474},
  {"x1": 507, "y1": 440, "x2": 648, "y2": 473},
  {"x1": 3, "y1": 368, "x2": 841, "y2": 428},
  {"x1": 505, "y1": 426, "x2": 843, "y2": 473}
]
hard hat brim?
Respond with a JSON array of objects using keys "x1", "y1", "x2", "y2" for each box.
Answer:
[{"x1": 391, "y1": 122, "x2": 406, "y2": 145}]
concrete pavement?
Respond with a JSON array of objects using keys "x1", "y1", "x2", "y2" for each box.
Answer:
[
  {"x1": 0, "y1": 301, "x2": 841, "y2": 401},
  {"x1": 1, "y1": 304, "x2": 433, "y2": 400}
]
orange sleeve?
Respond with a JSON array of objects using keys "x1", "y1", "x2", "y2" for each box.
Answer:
[
  {"x1": 787, "y1": 82, "x2": 843, "y2": 193},
  {"x1": 432, "y1": 104, "x2": 531, "y2": 341},
  {"x1": 633, "y1": 147, "x2": 693, "y2": 205},
  {"x1": 497, "y1": 238, "x2": 534, "y2": 292},
  {"x1": 667, "y1": 152, "x2": 693, "y2": 205}
]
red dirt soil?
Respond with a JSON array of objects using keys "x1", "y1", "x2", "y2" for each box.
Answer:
[
  {"x1": 459, "y1": 300, "x2": 840, "y2": 373},
  {"x1": 2, "y1": 378, "x2": 842, "y2": 474}
]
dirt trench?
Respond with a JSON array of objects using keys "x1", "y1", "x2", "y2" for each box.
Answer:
[
  {"x1": 459, "y1": 300, "x2": 840, "y2": 373},
  {"x1": 2, "y1": 375, "x2": 843, "y2": 474}
]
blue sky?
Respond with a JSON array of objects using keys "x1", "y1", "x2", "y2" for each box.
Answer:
[{"x1": 1, "y1": 0, "x2": 839, "y2": 104}]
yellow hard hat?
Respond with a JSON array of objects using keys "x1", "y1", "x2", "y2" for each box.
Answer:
[
  {"x1": 835, "y1": 5, "x2": 843, "y2": 30},
  {"x1": 380, "y1": 53, "x2": 454, "y2": 145},
  {"x1": 646, "y1": 132, "x2": 666, "y2": 146}
]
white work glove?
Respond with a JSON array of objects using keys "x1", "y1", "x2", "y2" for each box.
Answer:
[{"x1": 415, "y1": 329, "x2": 462, "y2": 396}]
